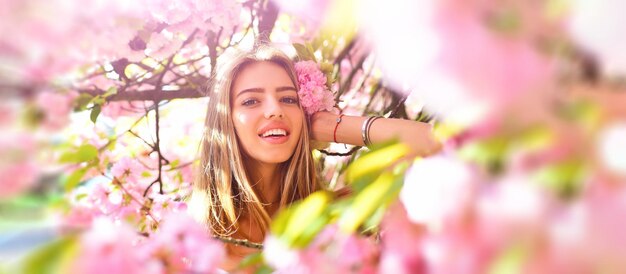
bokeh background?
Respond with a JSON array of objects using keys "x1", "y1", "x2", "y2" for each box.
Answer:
[{"x1": 1, "y1": 0, "x2": 626, "y2": 273}]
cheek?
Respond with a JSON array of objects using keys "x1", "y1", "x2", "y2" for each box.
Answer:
[
  {"x1": 287, "y1": 109, "x2": 304, "y2": 135},
  {"x1": 234, "y1": 111, "x2": 250, "y2": 126},
  {"x1": 232, "y1": 110, "x2": 257, "y2": 138}
]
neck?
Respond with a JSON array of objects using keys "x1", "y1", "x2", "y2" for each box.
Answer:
[{"x1": 245, "y1": 160, "x2": 281, "y2": 205}]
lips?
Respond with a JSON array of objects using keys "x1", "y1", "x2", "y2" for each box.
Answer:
[
  {"x1": 258, "y1": 123, "x2": 290, "y2": 144},
  {"x1": 261, "y1": 128, "x2": 287, "y2": 137}
]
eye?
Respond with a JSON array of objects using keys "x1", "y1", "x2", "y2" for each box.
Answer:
[
  {"x1": 242, "y1": 98, "x2": 259, "y2": 106},
  {"x1": 281, "y1": 96, "x2": 299, "y2": 105}
]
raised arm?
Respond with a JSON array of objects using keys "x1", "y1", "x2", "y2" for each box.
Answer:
[{"x1": 311, "y1": 111, "x2": 442, "y2": 157}]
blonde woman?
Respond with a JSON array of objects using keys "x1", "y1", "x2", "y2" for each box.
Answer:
[{"x1": 188, "y1": 44, "x2": 440, "y2": 270}]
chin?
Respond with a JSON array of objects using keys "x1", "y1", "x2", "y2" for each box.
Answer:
[{"x1": 257, "y1": 153, "x2": 293, "y2": 164}]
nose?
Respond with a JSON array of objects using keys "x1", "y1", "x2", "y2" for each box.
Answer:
[{"x1": 263, "y1": 95, "x2": 284, "y2": 119}]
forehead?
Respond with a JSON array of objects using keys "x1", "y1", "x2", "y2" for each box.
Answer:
[{"x1": 231, "y1": 61, "x2": 295, "y2": 95}]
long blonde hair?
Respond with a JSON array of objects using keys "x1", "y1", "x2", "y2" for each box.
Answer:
[{"x1": 189, "y1": 44, "x2": 321, "y2": 239}]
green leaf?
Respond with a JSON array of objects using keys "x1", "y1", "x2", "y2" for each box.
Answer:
[
  {"x1": 339, "y1": 172, "x2": 402, "y2": 233},
  {"x1": 237, "y1": 252, "x2": 264, "y2": 270},
  {"x1": 73, "y1": 93, "x2": 94, "y2": 111},
  {"x1": 293, "y1": 43, "x2": 315, "y2": 61},
  {"x1": 170, "y1": 159, "x2": 180, "y2": 169},
  {"x1": 23, "y1": 105, "x2": 45, "y2": 127},
  {"x1": 20, "y1": 235, "x2": 78, "y2": 274},
  {"x1": 254, "y1": 265, "x2": 274, "y2": 274},
  {"x1": 532, "y1": 160, "x2": 586, "y2": 199},
  {"x1": 291, "y1": 214, "x2": 329, "y2": 248},
  {"x1": 58, "y1": 144, "x2": 98, "y2": 164},
  {"x1": 305, "y1": 43, "x2": 316, "y2": 59},
  {"x1": 104, "y1": 86, "x2": 118, "y2": 97},
  {"x1": 458, "y1": 137, "x2": 508, "y2": 174},
  {"x1": 90, "y1": 104, "x2": 101, "y2": 124},
  {"x1": 64, "y1": 167, "x2": 88, "y2": 191},
  {"x1": 488, "y1": 242, "x2": 529, "y2": 274},
  {"x1": 487, "y1": 8, "x2": 521, "y2": 34},
  {"x1": 362, "y1": 205, "x2": 386, "y2": 233},
  {"x1": 272, "y1": 191, "x2": 331, "y2": 247},
  {"x1": 345, "y1": 141, "x2": 409, "y2": 191}
]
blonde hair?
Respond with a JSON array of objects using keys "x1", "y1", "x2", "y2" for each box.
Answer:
[{"x1": 189, "y1": 44, "x2": 321, "y2": 239}]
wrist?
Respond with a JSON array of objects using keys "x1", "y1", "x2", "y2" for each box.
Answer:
[{"x1": 311, "y1": 112, "x2": 338, "y2": 142}]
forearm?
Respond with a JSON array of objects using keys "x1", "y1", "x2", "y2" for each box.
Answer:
[{"x1": 311, "y1": 112, "x2": 442, "y2": 156}]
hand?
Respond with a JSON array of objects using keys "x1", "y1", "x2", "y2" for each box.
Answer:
[{"x1": 310, "y1": 111, "x2": 337, "y2": 142}]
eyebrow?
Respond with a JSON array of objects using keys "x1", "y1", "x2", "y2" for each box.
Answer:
[{"x1": 236, "y1": 86, "x2": 297, "y2": 98}]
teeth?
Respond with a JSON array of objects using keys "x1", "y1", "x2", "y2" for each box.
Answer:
[{"x1": 261, "y1": 129, "x2": 287, "y2": 137}]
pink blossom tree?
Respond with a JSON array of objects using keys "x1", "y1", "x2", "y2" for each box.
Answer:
[{"x1": 2, "y1": 0, "x2": 626, "y2": 273}]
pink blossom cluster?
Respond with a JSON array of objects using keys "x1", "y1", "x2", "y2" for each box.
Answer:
[
  {"x1": 63, "y1": 156, "x2": 189, "y2": 232},
  {"x1": 35, "y1": 90, "x2": 78, "y2": 130},
  {"x1": 70, "y1": 213, "x2": 224, "y2": 274},
  {"x1": 0, "y1": 0, "x2": 243, "y2": 85},
  {"x1": 360, "y1": 0, "x2": 556, "y2": 126},
  {"x1": 382, "y1": 103, "x2": 626, "y2": 273},
  {"x1": 294, "y1": 60, "x2": 336, "y2": 115},
  {"x1": 272, "y1": 0, "x2": 332, "y2": 43},
  {"x1": 264, "y1": 225, "x2": 378, "y2": 273},
  {"x1": 0, "y1": 133, "x2": 40, "y2": 199}
]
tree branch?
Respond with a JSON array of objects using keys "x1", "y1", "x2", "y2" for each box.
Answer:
[
  {"x1": 257, "y1": 0, "x2": 279, "y2": 40},
  {"x1": 78, "y1": 88, "x2": 205, "y2": 101}
]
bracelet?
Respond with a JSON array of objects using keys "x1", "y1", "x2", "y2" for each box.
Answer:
[
  {"x1": 366, "y1": 116, "x2": 381, "y2": 146},
  {"x1": 361, "y1": 116, "x2": 381, "y2": 147},
  {"x1": 333, "y1": 114, "x2": 345, "y2": 143}
]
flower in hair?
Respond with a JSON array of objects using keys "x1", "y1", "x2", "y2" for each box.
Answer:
[{"x1": 294, "y1": 60, "x2": 335, "y2": 115}]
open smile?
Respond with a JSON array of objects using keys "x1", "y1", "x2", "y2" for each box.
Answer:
[{"x1": 258, "y1": 126, "x2": 290, "y2": 144}]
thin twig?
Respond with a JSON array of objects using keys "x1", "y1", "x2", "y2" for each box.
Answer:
[
  {"x1": 110, "y1": 176, "x2": 160, "y2": 225},
  {"x1": 213, "y1": 236, "x2": 264, "y2": 249},
  {"x1": 318, "y1": 146, "x2": 362, "y2": 156}
]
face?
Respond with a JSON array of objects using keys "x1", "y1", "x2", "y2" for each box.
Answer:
[{"x1": 231, "y1": 61, "x2": 303, "y2": 165}]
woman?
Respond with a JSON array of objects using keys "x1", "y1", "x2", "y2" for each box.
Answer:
[{"x1": 188, "y1": 44, "x2": 440, "y2": 270}]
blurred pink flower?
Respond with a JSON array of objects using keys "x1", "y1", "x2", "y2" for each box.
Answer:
[
  {"x1": 101, "y1": 101, "x2": 144, "y2": 119},
  {"x1": 596, "y1": 121, "x2": 626, "y2": 176},
  {"x1": 436, "y1": 4, "x2": 553, "y2": 107},
  {"x1": 0, "y1": 103, "x2": 16, "y2": 126},
  {"x1": 273, "y1": 0, "x2": 331, "y2": 35},
  {"x1": 265, "y1": 226, "x2": 378, "y2": 274},
  {"x1": 0, "y1": 133, "x2": 39, "y2": 199},
  {"x1": 60, "y1": 204, "x2": 97, "y2": 231},
  {"x1": 145, "y1": 212, "x2": 225, "y2": 273},
  {"x1": 193, "y1": 0, "x2": 242, "y2": 34},
  {"x1": 87, "y1": 182, "x2": 126, "y2": 216},
  {"x1": 360, "y1": 0, "x2": 553, "y2": 125},
  {"x1": 146, "y1": 0, "x2": 193, "y2": 25},
  {"x1": 477, "y1": 175, "x2": 551, "y2": 247},
  {"x1": 149, "y1": 193, "x2": 187, "y2": 221},
  {"x1": 543, "y1": 179, "x2": 626, "y2": 271},
  {"x1": 71, "y1": 218, "x2": 146, "y2": 274},
  {"x1": 580, "y1": 180, "x2": 626, "y2": 269},
  {"x1": 111, "y1": 157, "x2": 144, "y2": 183},
  {"x1": 0, "y1": 162, "x2": 39, "y2": 199},
  {"x1": 379, "y1": 203, "x2": 426, "y2": 274},
  {"x1": 35, "y1": 90, "x2": 78, "y2": 130},
  {"x1": 401, "y1": 154, "x2": 476, "y2": 230}
]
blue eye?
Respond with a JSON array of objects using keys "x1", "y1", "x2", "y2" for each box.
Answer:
[
  {"x1": 242, "y1": 99, "x2": 259, "y2": 106},
  {"x1": 281, "y1": 97, "x2": 299, "y2": 104}
]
